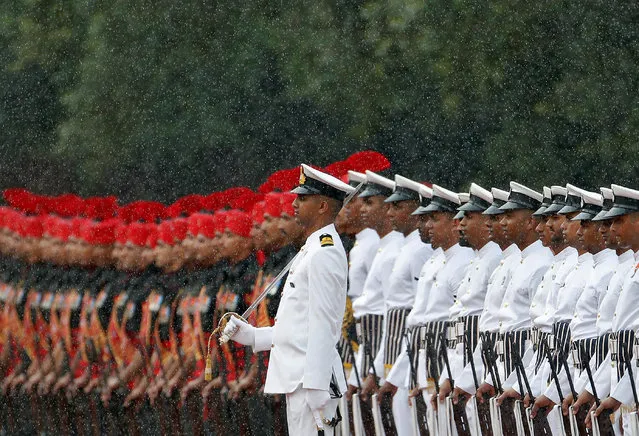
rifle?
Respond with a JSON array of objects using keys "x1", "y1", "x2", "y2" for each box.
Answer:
[
  {"x1": 484, "y1": 334, "x2": 518, "y2": 436},
  {"x1": 540, "y1": 336, "x2": 568, "y2": 436},
  {"x1": 560, "y1": 345, "x2": 587, "y2": 436},
  {"x1": 467, "y1": 333, "x2": 492, "y2": 436},
  {"x1": 404, "y1": 330, "x2": 429, "y2": 435},
  {"x1": 425, "y1": 330, "x2": 443, "y2": 435},
  {"x1": 582, "y1": 343, "x2": 614, "y2": 436},
  {"x1": 510, "y1": 339, "x2": 547, "y2": 436},
  {"x1": 348, "y1": 341, "x2": 375, "y2": 436},
  {"x1": 480, "y1": 335, "x2": 504, "y2": 436},
  {"x1": 439, "y1": 333, "x2": 471, "y2": 435},
  {"x1": 622, "y1": 346, "x2": 639, "y2": 434},
  {"x1": 365, "y1": 334, "x2": 396, "y2": 435}
]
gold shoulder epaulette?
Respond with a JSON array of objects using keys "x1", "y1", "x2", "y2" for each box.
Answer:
[{"x1": 319, "y1": 233, "x2": 334, "y2": 247}]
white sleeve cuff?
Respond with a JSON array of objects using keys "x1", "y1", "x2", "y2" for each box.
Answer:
[{"x1": 253, "y1": 326, "x2": 274, "y2": 352}]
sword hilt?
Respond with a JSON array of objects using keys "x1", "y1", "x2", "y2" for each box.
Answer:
[
  {"x1": 205, "y1": 312, "x2": 247, "y2": 381},
  {"x1": 213, "y1": 311, "x2": 247, "y2": 341}
]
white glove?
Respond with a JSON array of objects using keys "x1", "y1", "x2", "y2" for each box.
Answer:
[
  {"x1": 222, "y1": 316, "x2": 255, "y2": 347},
  {"x1": 305, "y1": 388, "x2": 331, "y2": 428}
]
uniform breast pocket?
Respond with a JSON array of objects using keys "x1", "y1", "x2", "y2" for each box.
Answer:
[{"x1": 281, "y1": 281, "x2": 306, "y2": 314}]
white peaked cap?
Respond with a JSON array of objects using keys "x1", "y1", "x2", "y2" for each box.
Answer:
[
  {"x1": 432, "y1": 184, "x2": 461, "y2": 205},
  {"x1": 364, "y1": 170, "x2": 395, "y2": 191},
  {"x1": 611, "y1": 184, "x2": 639, "y2": 201},
  {"x1": 418, "y1": 184, "x2": 433, "y2": 199},
  {"x1": 566, "y1": 183, "x2": 586, "y2": 197},
  {"x1": 394, "y1": 174, "x2": 424, "y2": 193},
  {"x1": 600, "y1": 187, "x2": 613, "y2": 201},
  {"x1": 491, "y1": 188, "x2": 509, "y2": 203},
  {"x1": 510, "y1": 181, "x2": 543, "y2": 203},
  {"x1": 347, "y1": 170, "x2": 366, "y2": 184},
  {"x1": 550, "y1": 185, "x2": 567, "y2": 197},
  {"x1": 292, "y1": 164, "x2": 356, "y2": 200},
  {"x1": 581, "y1": 190, "x2": 603, "y2": 207},
  {"x1": 469, "y1": 183, "x2": 493, "y2": 204}
]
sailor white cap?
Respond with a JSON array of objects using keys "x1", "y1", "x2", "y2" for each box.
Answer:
[
  {"x1": 413, "y1": 184, "x2": 460, "y2": 215},
  {"x1": 499, "y1": 181, "x2": 543, "y2": 211},
  {"x1": 604, "y1": 184, "x2": 639, "y2": 219},
  {"x1": 542, "y1": 185, "x2": 569, "y2": 215},
  {"x1": 385, "y1": 175, "x2": 423, "y2": 203},
  {"x1": 557, "y1": 183, "x2": 585, "y2": 215},
  {"x1": 358, "y1": 170, "x2": 395, "y2": 198},
  {"x1": 291, "y1": 164, "x2": 357, "y2": 201},
  {"x1": 483, "y1": 188, "x2": 510, "y2": 215}
]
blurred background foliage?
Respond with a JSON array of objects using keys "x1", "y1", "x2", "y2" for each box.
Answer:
[{"x1": 1, "y1": 0, "x2": 638, "y2": 203}]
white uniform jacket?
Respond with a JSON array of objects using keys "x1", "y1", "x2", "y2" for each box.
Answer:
[{"x1": 254, "y1": 223, "x2": 348, "y2": 394}]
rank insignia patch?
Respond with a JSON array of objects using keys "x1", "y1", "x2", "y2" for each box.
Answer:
[{"x1": 320, "y1": 233, "x2": 334, "y2": 247}]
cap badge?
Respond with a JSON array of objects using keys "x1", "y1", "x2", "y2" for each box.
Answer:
[{"x1": 299, "y1": 167, "x2": 306, "y2": 185}]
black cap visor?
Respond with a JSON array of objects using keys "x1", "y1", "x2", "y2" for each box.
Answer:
[
  {"x1": 358, "y1": 183, "x2": 393, "y2": 199},
  {"x1": 384, "y1": 187, "x2": 420, "y2": 203}
]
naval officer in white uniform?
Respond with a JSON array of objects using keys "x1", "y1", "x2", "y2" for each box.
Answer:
[{"x1": 223, "y1": 163, "x2": 356, "y2": 435}]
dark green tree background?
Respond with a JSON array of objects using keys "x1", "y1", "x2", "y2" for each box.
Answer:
[{"x1": 1, "y1": 0, "x2": 638, "y2": 203}]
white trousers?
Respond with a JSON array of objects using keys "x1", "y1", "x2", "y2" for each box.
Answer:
[{"x1": 286, "y1": 386, "x2": 340, "y2": 436}]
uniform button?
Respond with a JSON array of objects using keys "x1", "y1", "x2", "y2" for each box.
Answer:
[
  {"x1": 504, "y1": 303, "x2": 509, "y2": 308},
  {"x1": 271, "y1": 344, "x2": 274, "y2": 348}
]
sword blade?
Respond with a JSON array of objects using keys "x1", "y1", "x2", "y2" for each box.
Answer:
[{"x1": 240, "y1": 253, "x2": 298, "y2": 319}]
